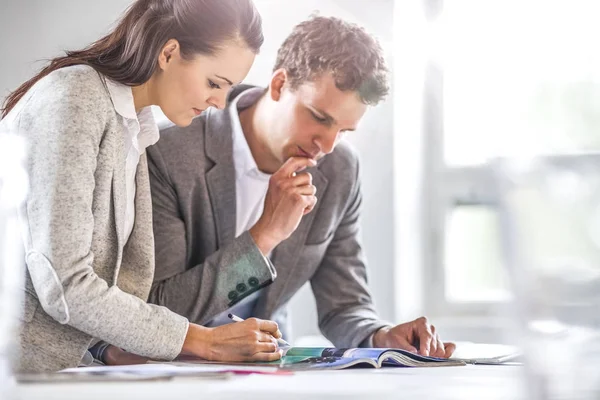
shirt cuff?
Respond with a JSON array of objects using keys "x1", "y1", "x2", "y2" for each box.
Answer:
[
  {"x1": 359, "y1": 332, "x2": 376, "y2": 348},
  {"x1": 358, "y1": 323, "x2": 394, "y2": 348}
]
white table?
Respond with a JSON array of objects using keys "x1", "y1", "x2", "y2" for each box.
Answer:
[{"x1": 16, "y1": 365, "x2": 524, "y2": 400}]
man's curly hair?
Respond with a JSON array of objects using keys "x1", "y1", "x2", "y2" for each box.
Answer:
[{"x1": 273, "y1": 15, "x2": 389, "y2": 105}]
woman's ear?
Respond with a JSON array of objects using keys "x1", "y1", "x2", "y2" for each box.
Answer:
[
  {"x1": 269, "y1": 68, "x2": 288, "y2": 102},
  {"x1": 158, "y1": 39, "x2": 181, "y2": 71}
]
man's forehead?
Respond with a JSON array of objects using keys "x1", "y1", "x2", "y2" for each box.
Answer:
[
  {"x1": 295, "y1": 72, "x2": 339, "y2": 94},
  {"x1": 295, "y1": 78, "x2": 367, "y2": 121}
]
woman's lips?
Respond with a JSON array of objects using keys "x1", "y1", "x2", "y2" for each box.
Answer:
[{"x1": 193, "y1": 108, "x2": 204, "y2": 116}]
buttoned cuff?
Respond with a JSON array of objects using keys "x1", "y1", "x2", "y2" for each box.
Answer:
[{"x1": 225, "y1": 231, "x2": 277, "y2": 307}]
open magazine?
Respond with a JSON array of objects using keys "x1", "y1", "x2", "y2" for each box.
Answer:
[{"x1": 175, "y1": 347, "x2": 466, "y2": 370}]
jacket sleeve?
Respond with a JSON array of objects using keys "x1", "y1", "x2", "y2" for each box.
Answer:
[{"x1": 310, "y1": 162, "x2": 392, "y2": 348}]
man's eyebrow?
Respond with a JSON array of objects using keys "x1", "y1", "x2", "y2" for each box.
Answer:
[
  {"x1": 310, "y1": 105, "x2": 357, "y2": 131},
  {"x1": 215, "y1": 75, "x2": 234, "y2": 86},
  {"x1": 310, "y1": 105, "x2": 337, "y2": 124}
]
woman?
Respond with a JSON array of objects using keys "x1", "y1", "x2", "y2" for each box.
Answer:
[{"x1": 0, "y1": 0, "x2": 283, "y2": 373}]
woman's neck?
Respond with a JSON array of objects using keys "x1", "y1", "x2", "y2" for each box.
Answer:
[{"x1": 131, "y1": 79, "x2": 154, "y2": 112}]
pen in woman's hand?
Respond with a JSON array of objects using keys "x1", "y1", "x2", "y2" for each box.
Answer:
[{"x1": 227, "y1": 313, "x2": 292, "y2": 347}]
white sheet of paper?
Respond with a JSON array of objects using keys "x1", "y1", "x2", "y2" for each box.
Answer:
[
  {"x1": 60, "y1": 362, "x2": 279, "y2": 376},
  {"x1": 450, "y1": 342, "x2": 521, "y2": 363}
]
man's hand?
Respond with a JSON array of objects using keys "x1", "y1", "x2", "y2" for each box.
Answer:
[
  {"x1": 372, "y1": 317, "x2": 455, "y2": 358},
  {"x1": 250, "y1": 157, "x2": 318, "y2": 255}
]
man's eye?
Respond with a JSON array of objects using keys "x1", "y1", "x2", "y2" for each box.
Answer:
[{"x1": 208, "y1": 80, "x2": 221, "y2": 89}]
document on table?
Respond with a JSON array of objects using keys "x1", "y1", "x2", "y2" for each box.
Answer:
[
  {"x1": 450, "y1": 342, "x2": 523, "y2": 365},
  {"x1": 19, "y1": 363, "x2": 285, "y2": 383}
]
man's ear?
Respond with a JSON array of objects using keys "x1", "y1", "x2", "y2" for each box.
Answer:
[
  {"x1": 157, "y1": 39, "x2": 180, "y2": 71},
  {"x1": 269, "y1": 68, "x2": 288, "y2": 102}
]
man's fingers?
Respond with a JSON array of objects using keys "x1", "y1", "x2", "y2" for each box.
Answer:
[
  {"x1": 416, "y1": 324, "x2": 434, "y2": 356},
  {"x1": 277, "y1": 172, "x2": 313, "y2": 190},
  {"x1": 429, "y1": 337, "x2": 438, "y2": 356},
  {"x1": 428, "y1": 325, "x2": 438, "y2": 356},
  {"x1": 431, "y1": 334, "x2": 446, "y2": 358},
  {"x1": 289, "y1": 172, "x2": 313, "y2": 187},
  {"x1": 278, "y1": 157, "x2": 317, "y2": 178},
  {"x1": 303, "y1": 196, "x2": 318, "y2": 215},
  {"x1": 443, "y1": 342, "x2": 456, "y2": 358},
  {"x1": 395, "y1": 337, "x2": 418, "y2": 354},
  {"x1": 302, "y1": 195, "x2": 317, "y2": 214},
  {"x1": 428, "y1": 325, "x2": 445, "y2": 358},
  {"x1": 294, "y1": 185, "x2": 317, "y2": 196}
]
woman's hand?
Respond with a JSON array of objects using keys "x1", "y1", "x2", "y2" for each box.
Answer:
[{"x1": 182, "y1": 318, "x2": 283, "y2": 362}]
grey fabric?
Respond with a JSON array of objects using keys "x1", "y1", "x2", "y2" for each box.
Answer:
[
  {"x1": 146, "y1": 104, "x2": 277, "y2": 324},
  {"x1": 147, "y1": 86, "x2": 391, "y2": 348},
  {"x1": 0, "y1": 65, "x2": 189, "y2": 373}
]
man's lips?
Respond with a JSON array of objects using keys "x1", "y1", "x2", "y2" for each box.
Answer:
[
  {"x1": 193, "y1": 108, "x2": 204, "y2": 116},
  {"x1": 298, "y1": 146, "x2": 318, "y2": 159}
]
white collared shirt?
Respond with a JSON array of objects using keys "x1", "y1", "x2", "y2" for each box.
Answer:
[
  {"x1": 230, "y1": 88, "x2": 272, "y2": 238},
  {"x1": 105, "y1": 79, "x2": 159, "y2": 245}
]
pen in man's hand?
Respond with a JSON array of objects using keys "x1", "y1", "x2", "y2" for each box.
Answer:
[{"x1": 227, "y1": 313, "x2": 292, "y2": 347}]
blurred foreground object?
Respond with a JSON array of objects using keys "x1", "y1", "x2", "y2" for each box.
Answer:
[
  {"x1": 496, "y1": 155, "x2": 600, "y2": 399},
  {"x1": 0, "y1": 132, "x2": 27, "y2": 399}
]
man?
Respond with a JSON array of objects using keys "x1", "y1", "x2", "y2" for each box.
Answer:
[{"x1": 147, "y1": 16, "x2": 455, "y2": 358}]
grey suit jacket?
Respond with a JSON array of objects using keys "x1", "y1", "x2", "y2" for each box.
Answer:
[
  {"x1": 0, "y1": 65, "x2": 188, "y2": 373},
  {"x1": 147, "y1": 86, "x2": 390, "y2": 348}
]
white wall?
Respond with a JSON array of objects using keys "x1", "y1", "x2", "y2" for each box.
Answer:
[
  {"x1": 0, "y1": 0, "x2": 396, "y2": 341},
  {"x1": 0, "y1": 0, "x2": 133, "y2": 98}
]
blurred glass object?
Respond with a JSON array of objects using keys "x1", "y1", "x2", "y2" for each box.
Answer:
[
  {"x1": 0, "y1": 132, "x2": 27, "y2": 398},
  {"x1": 496, "y1": 155, "x2": 600, "y2": 399}
]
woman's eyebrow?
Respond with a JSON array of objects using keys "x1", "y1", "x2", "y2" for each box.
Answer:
[{"x1": 215, "y1": 75, "x2": 233, "y2": 86}]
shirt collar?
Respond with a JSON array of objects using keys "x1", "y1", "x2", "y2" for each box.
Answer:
[
  {"x1": 229, "y1": 88, "x2": 270, "y2": 180},
  {"x1": 105, "y1": 78, "x2": 138, "y2": 120},
  {"x1": 137, "y1": 107, "x2": 160, "y2": 150},
  {"x1": 105, "y1": 78, "x2": 160, "y2": 150}
]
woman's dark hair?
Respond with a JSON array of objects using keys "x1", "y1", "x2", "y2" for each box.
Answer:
[{"x1": 1, "y1": 0, "x2": 263, "y2": 118}]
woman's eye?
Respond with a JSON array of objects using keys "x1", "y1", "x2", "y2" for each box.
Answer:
[
  {"x1": 208, "y1": 80, "x2": 221, "y2": 89},
  {"x1": 311, "y1": 111, "x2": 327, "y2": 123}
]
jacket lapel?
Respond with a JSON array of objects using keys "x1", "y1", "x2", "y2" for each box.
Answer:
[
  {"x1": 117, "y1": 154, "x2": 155, "y2": 299},
  {"x1": 111, "y1": 134, "x2": 126, "y2": 284},
  {"x1": 255, "y1": 166, "x2": 329, "y2": 318},
  {"x1": 204, "y1": 108, "x2": 237, "y2": 247}
]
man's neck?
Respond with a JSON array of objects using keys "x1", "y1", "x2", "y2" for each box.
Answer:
[{"x1": 238, "y1": 94, "x2": 281, "y2": 174}]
